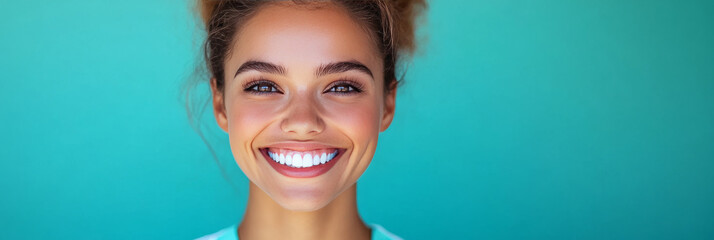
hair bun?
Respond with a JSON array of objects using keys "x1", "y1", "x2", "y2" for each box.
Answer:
[
  {"x1": 390, "y1": 0, "x2": 427, "y2": 56},
  {"x1": 198, "y1": 0, "x2": 219, "y2": 27}
]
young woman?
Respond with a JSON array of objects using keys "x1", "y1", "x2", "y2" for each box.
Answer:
[{"x1": 193, "y1": 1, "x2": 425, "y2": 239}]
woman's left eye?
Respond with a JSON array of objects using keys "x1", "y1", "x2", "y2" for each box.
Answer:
[{"x1": 325, "y1": 81, "x2": 363, "y2": 94}]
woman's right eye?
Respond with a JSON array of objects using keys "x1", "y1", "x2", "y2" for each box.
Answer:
[{"x1": 244, "y1": 80, "x2": 281, "y2": 94}]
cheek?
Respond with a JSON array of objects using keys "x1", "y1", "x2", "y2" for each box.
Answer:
[
  {"x1": 323, "y1": 97, "x2": 382, "y2": 143},
  {"x1": 224, "y1": 101, "x2": 278, "y2": 159},
  {"x1": 227, "y1": 102, "x2": 276, "y2": 130}
]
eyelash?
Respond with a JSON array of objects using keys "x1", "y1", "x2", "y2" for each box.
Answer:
[
  {"x1": 242, "y1": 79, "x2": 364, "y2": 95},
  {"x1": 243, "y1": 79, "x2": 282, "y2": 95},
  {"x1": 324, "y1": 79, "x2": 364, "y2": 95}
]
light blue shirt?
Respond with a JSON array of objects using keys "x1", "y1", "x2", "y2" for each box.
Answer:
[{"x1": 195, "y1": 223, "x2": 402, "y2": 240}]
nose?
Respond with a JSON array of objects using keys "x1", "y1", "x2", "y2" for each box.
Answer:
[{"x1": 280, "y1": 94, "x2": 325, "y2": 136}]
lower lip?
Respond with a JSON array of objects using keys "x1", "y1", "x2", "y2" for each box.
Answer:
[{"x1": 260, "y1": 148, "x2": 344, "y2": 178}]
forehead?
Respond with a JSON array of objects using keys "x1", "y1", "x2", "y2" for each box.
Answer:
[{"x1": 227, "y1": 3, "x2": 382, "y2": 76}]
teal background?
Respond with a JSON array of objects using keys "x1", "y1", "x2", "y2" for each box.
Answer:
[{"x1": 1, "y1": 0, "x2": 712, "y2": 239}]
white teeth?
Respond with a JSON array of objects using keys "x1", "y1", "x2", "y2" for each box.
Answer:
[
  {"x1": 293, "y1": 154, "x2": 303, "y2": 168},
  {"x1": 327, "y1": 151, "x2": 336, "y2": 161},
  {"x1": 267, "y1": 149, "x2": 340, "y2": 168},
  {"x1": 303, "y1": 154, "x2": 313, "y2": 168}
]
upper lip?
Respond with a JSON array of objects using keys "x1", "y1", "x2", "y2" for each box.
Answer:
[{"x1": 260, "y1": 142, "x2": 344, "y2": 151}]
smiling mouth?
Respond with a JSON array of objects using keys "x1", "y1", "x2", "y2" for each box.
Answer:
[
  {"x1": 262, "y1": 148, "x2": 339, "y2": 168},
  {"x1": 259, "y1": 147, "x2": 346, "y2": 178}
]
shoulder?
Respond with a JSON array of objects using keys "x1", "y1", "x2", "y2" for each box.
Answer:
[
  {"x1": 194, "y1": 224, "x2": 238, "y2": 240},
  {"x1": 369, "y1": 223, "x2": 403, "y2": 240}
]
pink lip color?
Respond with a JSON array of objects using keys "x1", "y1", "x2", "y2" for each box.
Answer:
[{"x1": 260, "y1": 148, "x2": 344, "y2": 178}]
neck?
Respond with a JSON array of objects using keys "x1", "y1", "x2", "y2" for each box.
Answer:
[{"x1": 237, "y1": 182, "x2": 371, "y2": 240}]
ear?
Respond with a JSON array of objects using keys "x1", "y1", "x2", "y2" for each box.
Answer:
[
  {"x1": 379, "y1": 80, "x2": 397, "y2": 132},
  {"x1": 210, "y1": 78, "x2": 229, "y2": 132}
]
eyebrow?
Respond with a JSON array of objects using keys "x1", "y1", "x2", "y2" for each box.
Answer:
[
  {"x1": 316, "y1": 61, "x2": 373, "y2": 79},
  {"x1": 234, "y1": 60, "x2": 373, "y2": 80},
  {"x1": 234, "y1": 60, "x2": 287, "y2": 78}
]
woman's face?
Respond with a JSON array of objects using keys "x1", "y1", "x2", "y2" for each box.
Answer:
[{"x1": 211, "y1": 3, "x2": 396, "y2": 211}]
